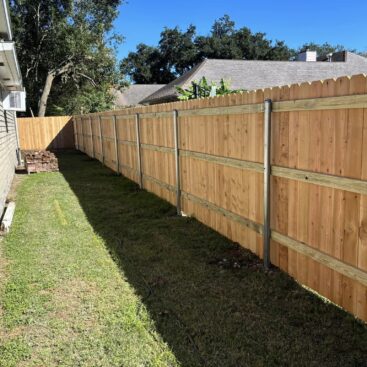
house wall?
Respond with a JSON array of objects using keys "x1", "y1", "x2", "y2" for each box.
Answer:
[{"x1": 0, "y1": 90, "x2": 18, "y2": 216}]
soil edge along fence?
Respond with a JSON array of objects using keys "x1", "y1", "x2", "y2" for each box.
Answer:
[
  {"x1": 18, "y1": 116, "x2": 74, "y2": 150},
  {"x1": 74, "y1": 74, "x2": 367, "y2": 322}
]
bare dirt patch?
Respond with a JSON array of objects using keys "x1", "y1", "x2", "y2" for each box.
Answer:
[{"x1": 6, "y1": 174, "x2": 26, "y2": 203}]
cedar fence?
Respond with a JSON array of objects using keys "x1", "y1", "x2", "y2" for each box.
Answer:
[
  {"x1": 18, "y1": 116, "x2": 74, "y2": 150},
  {"x1": 73, "y1": 74, "x2": 367, "y2": 322}
]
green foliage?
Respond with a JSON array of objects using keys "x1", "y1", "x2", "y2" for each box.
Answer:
[
  {"x1": 176, "y1": 77, "x2": 241, "y2": 101},
  {"x1": 121, "y1": 15, "x2": 295, "y2": 84},
  {"x1": 47, "y1": 83, "x2": 116, "y2": 115},
  {"x1": 10, "y1": 0, "x2": 125, "y2": 116}
]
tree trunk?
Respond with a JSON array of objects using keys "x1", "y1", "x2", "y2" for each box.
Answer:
[
  {"x1": 37, "y1": 62, "x2": 73, "y2": 117},
  {"x1": 38, "y1": 72, "x2": 55, "y2": 117}
]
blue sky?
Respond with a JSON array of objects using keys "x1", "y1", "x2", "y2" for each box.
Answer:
[{"x1": 114, "y1": 0, "x2": 367, "y2": 61}]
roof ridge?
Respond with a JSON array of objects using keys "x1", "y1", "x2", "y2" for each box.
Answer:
[{"x1": 181, "y1": 59, "x2": 209, "y2": 88}]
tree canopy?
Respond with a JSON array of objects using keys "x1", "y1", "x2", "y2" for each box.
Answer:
[
  {"x1": 121, "y1": 15, "x2": 296, "y2": 84},
  {"x1": 121, "y1": 15, "x2": 358, "y2": 85},
  {"x1": 10, "y1": 0, "x2": 124, "y2": 116}
]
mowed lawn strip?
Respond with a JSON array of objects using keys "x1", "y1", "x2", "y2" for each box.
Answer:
[
  {"x1": 0, "y1": 150, "x2": 367, "y2": 367},
  {"x1": 0, "y1": 164, "x2": 179, "y2": 367}
]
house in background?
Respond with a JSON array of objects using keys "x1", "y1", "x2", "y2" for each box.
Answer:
[
  {"x1": 112, "y1": 84, "x2": 165, "y2": 108},
  {"x1": 0, "y1": 0, "x2": 25, "y2": 215},
  {"x1": 141, "y1": 51, "x2": 367, "y2": 105}
]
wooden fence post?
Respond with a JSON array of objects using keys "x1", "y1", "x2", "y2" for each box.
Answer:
[
  {"x1": 113, "y1": 115, "x2": 119, "y2": 173},
  {"x1": 81, "y1": 117, "x2": 85, "y2": 152},
  {"x1": 135, "y1": 113, "x2": 143, "y2": 188},
  {"x1": 73, "y1": 118, "x2": 78, "y2": 150},
  {"x1": 263, "y1": 99, "x2": 272, "y2": 269},
  {"x1": 173, "y1": 109, "x2": 181, "y2": 215},
  {"x1": 89, "y1": 116, "x2": 95, "y2": 158},
  {"x1": 99, "y1": 116, "x2": 104, "y2": 164}
]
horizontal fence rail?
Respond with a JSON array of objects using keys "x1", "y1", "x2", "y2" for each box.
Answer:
[{"x1": 73, "y1": 74, "x2": 367, "y2": 322}]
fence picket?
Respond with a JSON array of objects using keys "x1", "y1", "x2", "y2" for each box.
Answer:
[{"x1": 72, "y1": 74, "x2": 367, "y2": 322}]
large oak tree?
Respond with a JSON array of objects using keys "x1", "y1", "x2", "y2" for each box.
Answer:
[
  {"x1": 121, "y1": 15, "x2": 296, "y2": 84},
  {"x1": 10, "y1": 0, "x2": 123, "y2": 116}
]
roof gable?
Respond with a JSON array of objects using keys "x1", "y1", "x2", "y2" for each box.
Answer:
[
  {"x1": 113, "y1": 84, "x2": 166, "y2": 107},
  {"x1": 142, "y1": 53, "x2": 367, "y2": 104}
]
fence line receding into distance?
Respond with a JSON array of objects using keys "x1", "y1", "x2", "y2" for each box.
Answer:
[{"x1": 73, "y1": 74, "x2": 367, "y2": 322}]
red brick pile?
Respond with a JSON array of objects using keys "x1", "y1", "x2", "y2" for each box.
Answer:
[{"x1": 23, "y1": 150, "x2": 59, "y2": 174}]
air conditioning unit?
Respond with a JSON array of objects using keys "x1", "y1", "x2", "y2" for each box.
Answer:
[{"x1": 2, "y1": 89, "x2": 26, "y2": 111}]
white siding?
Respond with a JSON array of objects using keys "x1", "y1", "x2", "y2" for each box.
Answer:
[{"x1": 0, "y1": 93, "x2": 18, "y2": 215}]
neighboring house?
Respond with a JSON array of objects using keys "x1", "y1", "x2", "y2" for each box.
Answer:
[
  {"x1": 112, "y1": 84, "x2": 165, "y2": 108},
  {"x1": 0, "y1": 0, "x2": 25, "y2": 215},
  {"x1": 141, "y1": 51, "x2": 367, "y2": 104}
]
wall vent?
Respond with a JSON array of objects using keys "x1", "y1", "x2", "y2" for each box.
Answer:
[{"x1": 2, "y1": 89, "x2": 26, "y2": 111}]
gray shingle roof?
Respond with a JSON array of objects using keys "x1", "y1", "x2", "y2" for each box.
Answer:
[
  {"x1": 141, "y1": 52, "x2": 367, "y2": 104},
  {"x1": 113, "y1": 84, "x2": 166, "y2": 107}
]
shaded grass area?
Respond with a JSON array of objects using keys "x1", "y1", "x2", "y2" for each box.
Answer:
[
  {"x1": 59, "y1": 152, "x2": 366, "y2": 367},
  {"x1": 1, "y1": 151, "x2": 367, "y2": 366},
  {"x1": 0, "y1": 161, "x2": 178, "y2": 366}
]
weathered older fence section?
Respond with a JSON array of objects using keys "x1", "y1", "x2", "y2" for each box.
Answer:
[
  {"x1": 74, "y1": 74, "x2": 367, "y2": 322},
  {"x1": 18, "y1": 116, "x2": 74, "y2": 150}
]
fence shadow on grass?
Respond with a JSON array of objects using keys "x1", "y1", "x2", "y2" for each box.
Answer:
[{"x1": 58, "y1": 151, "x2": 367, "y2": 367}]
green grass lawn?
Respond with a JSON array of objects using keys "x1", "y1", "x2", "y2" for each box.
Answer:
[{"x1": 0, "y1": 151, "x2": 366, "y2": 367}]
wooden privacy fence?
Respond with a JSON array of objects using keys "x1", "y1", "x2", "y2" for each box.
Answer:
[
  {"x1": 74, "y1": 74, "x2": 367, "y2": 322},
  {"x1": 18, "y1": 116, "x2": 74, "y2": 150}
]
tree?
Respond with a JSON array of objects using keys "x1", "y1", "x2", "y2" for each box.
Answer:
[
  {"x1": 10, "y1": 0, "x2": 124, "y2": 116},
  {"x1": 120, "y1": 44, "x2": 163, "y2": 84},
  {"x1": 121, "y1": 15, "x2": 295, "y2": 84},
  {"x1": 121, "y1": 26, "x2": 198, "y2": 84},
  {"x1": 159, "y1": 25, "x2": 198, "y2": 76}
]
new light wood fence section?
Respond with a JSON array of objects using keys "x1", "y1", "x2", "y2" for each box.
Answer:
[
  {"x1": 18, "y1": 116, "x2": 74, "y2": 150},
  {"x1": 74, "y1": 74, "x2": 367, "y2": 322}
]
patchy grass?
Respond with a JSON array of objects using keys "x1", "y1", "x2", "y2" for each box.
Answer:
[
  {"x1": 1, "y1": 151, "x2": 367, "y2": 367},
  {"x1": 0, "y1": 162, "x2": 178, "y2": 367}
]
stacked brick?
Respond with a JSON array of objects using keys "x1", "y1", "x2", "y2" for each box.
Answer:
[{"x1": 23, "y1": 150, "x2": 59, "y2": 174}]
